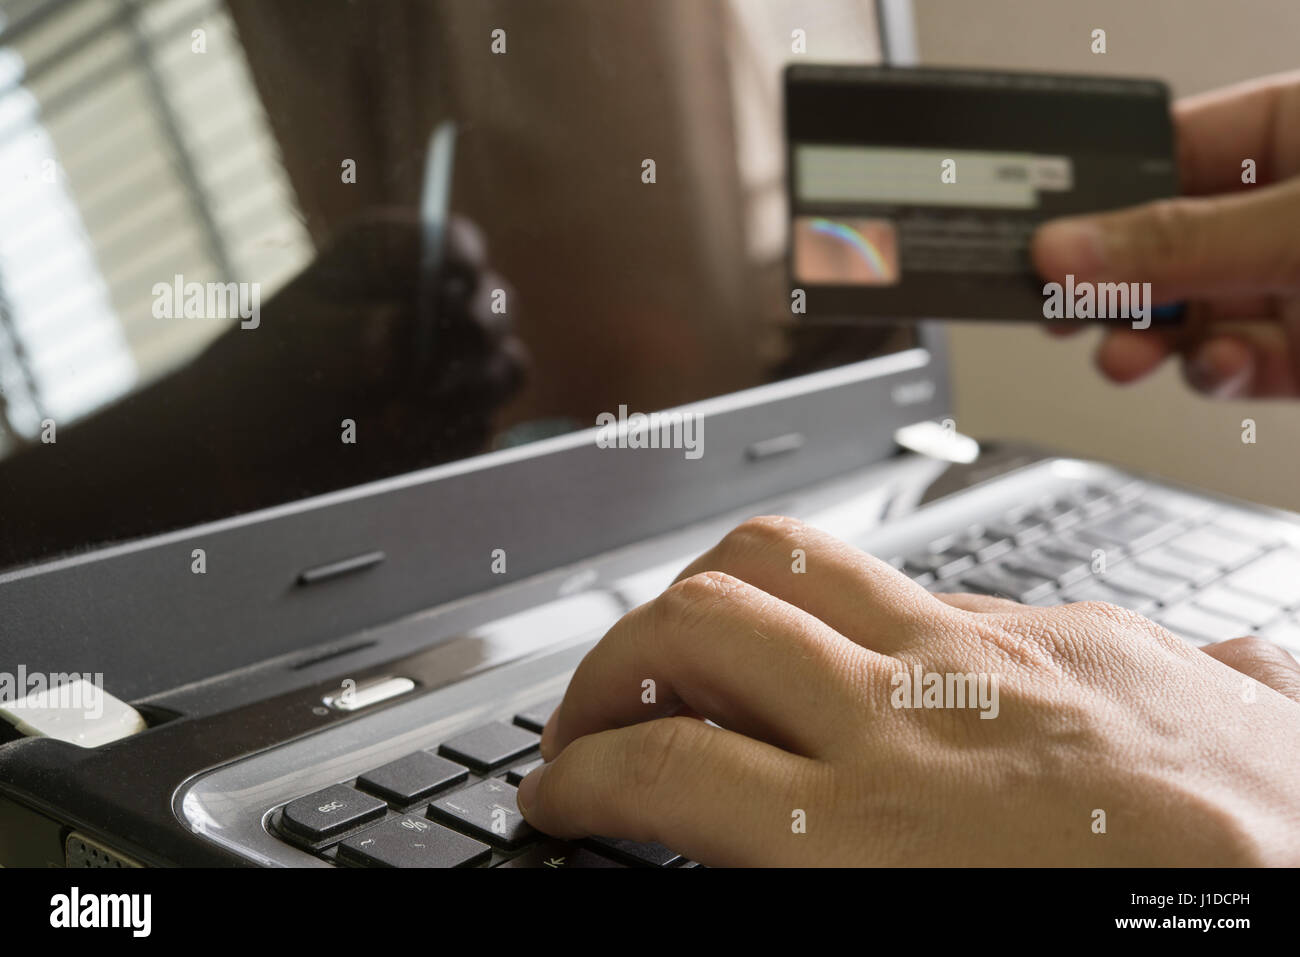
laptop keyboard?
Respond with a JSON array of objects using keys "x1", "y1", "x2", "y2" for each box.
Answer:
[
  {"x1": 271, "y1": 695, "x2": 692, "y2": 867},
  {"x1": 267, "y1": 473, "x2": 1300, "y2": 867},
  {"x1": 893, "y1": 477, "x2": 1300, "y2": 651}
]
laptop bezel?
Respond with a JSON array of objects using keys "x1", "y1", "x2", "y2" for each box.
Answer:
[{"x1": 0, "y1": 327, "x2": 951, "y2": 697}]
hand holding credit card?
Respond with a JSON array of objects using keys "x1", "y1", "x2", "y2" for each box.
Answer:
[{"x1": 786, "y1": 65, "x2": 1185, "y2": 326}]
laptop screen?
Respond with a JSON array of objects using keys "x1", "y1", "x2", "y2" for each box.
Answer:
[{"x1": 0, "y1": 0, "x2": 916, "y2": 573}]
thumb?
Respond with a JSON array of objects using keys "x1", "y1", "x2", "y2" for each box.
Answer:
[{"x1": 1033, "y1": 177, "x2": 1300, "y2": 301}]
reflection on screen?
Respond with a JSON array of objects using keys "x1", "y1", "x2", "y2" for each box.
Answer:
[{"x1": 0, "y1": 0, "x2": 917, "y2": 572}]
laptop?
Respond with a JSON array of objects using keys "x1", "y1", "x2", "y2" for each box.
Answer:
[{"x1": 1, "y1": 0, "x2": 1299, "y2": 870}]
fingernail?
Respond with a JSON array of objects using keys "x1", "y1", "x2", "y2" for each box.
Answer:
[
  {"x1": 516, "y1": 762, "x2": 548, "y2": 817},
  {"x1": 1036, "y1": 219, "x2": 1108, "y2": 279},
  {"x1": 1187, "y1": 352, "x2": 1251, "y2": 398},
  {"x1": 540, "y1": 710, "x2": 558, "y2": 761}
]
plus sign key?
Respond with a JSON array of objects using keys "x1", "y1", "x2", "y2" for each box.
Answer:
[{"x1": 429, "y1": 779, "x2": 535, "y2": 848}]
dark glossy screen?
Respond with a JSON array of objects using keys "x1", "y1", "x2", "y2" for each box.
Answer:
[{"x1": 0, "y1": 0, "x2": 915, "y2": 571}]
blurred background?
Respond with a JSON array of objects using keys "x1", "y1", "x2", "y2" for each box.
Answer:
[
  {"x1": 0, "y1": 0, "x2": 311, "y2": 444},
  {"x1": 915, "y1": 0, "x2": 1300, "y2": 511}
]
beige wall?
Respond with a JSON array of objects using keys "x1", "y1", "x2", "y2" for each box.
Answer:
[{"x1": 913, "y1": 0, "x2": 1300, "y2": 509}]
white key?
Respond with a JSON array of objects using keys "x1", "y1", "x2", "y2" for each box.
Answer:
[
  {"x1": 1193, "y1": 585, "x2": 1282, "y2": 630},
  {"x1": 1225, "y1": 549, "x2": 1300, "y2": 608},
  {"x1": 1158, "y1": 604, "x2": 1252, "y2": 645}
]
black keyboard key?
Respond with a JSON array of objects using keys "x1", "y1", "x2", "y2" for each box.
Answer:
[
  {"x1": 949, "y1": 530, "x2": 1013, "y2": 564},
  {"x1": 1038, "y1": 535, "x2": 1097, "y2": 563},
  {"x1": 429, "y1": 779, "x2": 535, "y2": 848},
  {"x1": 588, "y1": 836, "x2": 681, "y2": 867},
  {"x1": 1096, "y1": 564, "x2": 1191, "y2": 605},
  {"x1": 1003, "y1": 547, "x2": 1092, "y2": 587},
  {"x1": 281, "y1": 784, "x2": 387, "y2": 842},
  {"x1": 515, "y1": 697, "x2": 563, "y2": 734},
  {"x1": 1059, "y1": 580, "x2": 1157, "y2": 617},
  {"x1": 498, "y1": 841, "x2": 626, "y2": 868},
  {"x1": 899, "y1": 563, "x2": 935, "y2": 588},
  {"x1": 1073, "y1": 509, "x2": 1179, "y2": 555},
  {"x1": 1132, "y1": 546, "x2": 1221, "y2": 588},
  {"x1": 905, "y1": 551, "x2": 974, "y2": 581},
  {"x1": 1064, "y1": 484, "x2": 1115, "y2": 518},
  {"x1": 505, "y1": 757, "x2": 544, "y2": 785},
  {"x1": 1029, "y1": 499, "x2": 1082, "y2": 530},
  {"x1": 356, "y1": 752, "x2": 469, "y2": 805},
  {"x1": 960, "y1": 565, "x2": 1055, "y2": 604},
  {"x1": 338, "y1": 815, "x2": 491, "y2": 868},
  {"x1": 439, "y1": 721, "x2": 539, "y2": 771},
  {"x1": 985, "y1": 510, "x2": 1047, "y2": 546}
]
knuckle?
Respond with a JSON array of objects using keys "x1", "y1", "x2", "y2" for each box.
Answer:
[
  {"x1": 657, "y1": 571, "x2": 745, "y2": 632},
  {"x1": 721, "y1": 514, "x2": 802, "y2": 556},
  {"x1": 970, "y1": 616, "x2": 1058, "y2": 670},
  {"x1": 1071, "y1": 599, "x2": 1145, "y2": 628},
  {"x1": 1060, "y1": 599, "x2": 1177, "y2": 652}
]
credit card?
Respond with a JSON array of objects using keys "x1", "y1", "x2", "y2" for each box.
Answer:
[{"x1": 785, "y1": 65, "x2": 1183, "y2": 324}]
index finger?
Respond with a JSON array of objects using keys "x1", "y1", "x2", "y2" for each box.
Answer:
[
  {"x1": 540, "y1": 571, "x2": 887, "y2": 762},
  {"x1": 1174, "y1": 70, "x2": 1300, "y2": 195}
]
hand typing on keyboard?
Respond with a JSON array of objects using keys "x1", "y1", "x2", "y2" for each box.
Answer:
[{"x1": 516, "y1": 515, "x2": 1300, "y2": 865}]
